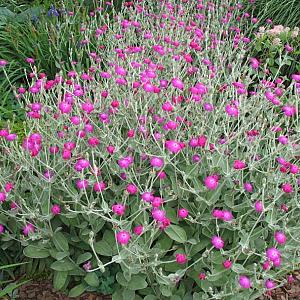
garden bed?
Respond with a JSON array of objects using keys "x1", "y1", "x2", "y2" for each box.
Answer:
[
  {"x1": 17, "y1": 280, "x2": 111, "y2": 300},
  {"x1": 14, "y1": 271, "x2": 300, "y2": 300}
]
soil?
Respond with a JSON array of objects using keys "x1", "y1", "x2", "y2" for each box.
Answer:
[
  {"x1": 16, "y1": 280, "x2": 111, "y2": 300},
  {"x1": 15, "y1": 271, "x2": 300, "y2": 300}
]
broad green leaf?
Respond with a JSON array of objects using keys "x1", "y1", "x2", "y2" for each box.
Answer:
[
  {"x1": 84, "y1": 272, "x2": 99, "y2": 287},
  {"x1": 53, "y1": 232, "x2": 69, "y2": 252},
  {"x1": 94, "y1": 240, "x2": 113, "y2": 256},
  {"x1": 165, "y1": 225, "x2": 187, "y2": 243},
  {"x1": 122, "y1": 289, "x2": 135, "y2": 300},
  {"x1": 53, "y1": 271, "x2": 68, "y2": 290},
  {"x1": 116, "y1": 272, "x2": 128, "y2": 287},
  {"x1": 23, "y1": 245, "x2": 49, "y2": 259},
  {"x1": 50, "y1": 259, "x2": 75, "y2": 271},
  {"x1": 68, "y1": 283, "x2": 86, "y2": 297},
  {"x1": 144, "y1": 296, "x2": 158, "y2": 300},
  {"x1": 128, "y1": 275, "x2": 148, "y2": 290},
  {"x1": 76, "y1": 252, "x2": 92, "y2": 265}
]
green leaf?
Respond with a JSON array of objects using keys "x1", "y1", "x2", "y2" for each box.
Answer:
[
  {"x1": 84, "y1": 272, "x2": 99, "y2": 287},
  {"x1": 50, "y1": 259, "x2": 75, "y2": 271},
  {"x1": 68, "y1": 283, "x2": 86, "y2": 297},
  {"x1": 23, "y1": 245, "x2": 49, "y2": 259},
  {"x1": 53, "y1": 271, "x2": 68, "y2": 290},
  {"x1": 128, "y1": 275, "x2": 148, "y2": 290},
  {"x1": 0, "y1": 7, "x2": 15, "y2": 21},
  {"x1": 15, "y1": 6, "x2": 44, "y2": 22},
  {"x1": 161, "y1": 285, "x2": 172, "y2": 297},
  {"x1": 164, "y1": 225, "x2": 187, "y2": 243},
  {"x1": 116, "y1": 272, "x2": 129, "y2": 287},
  {"x1": 112, "y1": 290, "x2": 123, "y2": 300},
  {"x1": 144, "y1": 296, "x2": 158, "y2": 300},
  {"x1": 76, "y1": 252, "x2": 92, "y2": 265},
  {"x1": 190, "y1": 239, "x2": 210, "y2": 256},
  {"x1": 0, "y1": 279, "x2": 31, "y2": 298},
  {"x1": 94, "y1": 240, "x2": 113, "y2": 256},
  {"x1": 53, "y1": 232, "x2": 69, "y2": 252},
  {"x1": 49, "y1": 249, "x2": 68, "y2": 260},
  {"x1": 231, "y1": 263, "x2": 251, "y2": 274},
  {"x1": 122, "y1": 289, "x2": 135, "y2": 300}
]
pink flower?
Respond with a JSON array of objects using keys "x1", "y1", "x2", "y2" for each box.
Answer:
[
  {"x1": 76, "y1": 179, "x2": 89, "y2": 190},
  {"x1": 225, "y1": 104, "x2": 239, "y2": 117},
  {"x1": 23, "y1": 223, "x2": 35, "y2": 236},
  {"x1": 118, "y1": 156, "x2": 134, "y2": 169},
  {"x1": 51, "y1": 204, "x2": 61, "y2": 215},
  {"x1": 282, "y1": 183, "x2": 293, "y2": 193},
  {"x1": 112, "y1": 204, "x2": 126, "y2": 216},
  {"x1": 212, "y1": 209, "x2": 224, "y2": 219},
  {"x1": 88, "y1": 137, "x2": 100, "y2": 147},
  {"x1": 211, "y1": 236, "x2": 224, "y2": 249},
  {"x1": 282, "y1": 105, "x2": 296, "y2": 117},
  {"x1": 162, "y1": 101, "x2": 173, "y2": 112},
  {"x1": 0, "y1": 224, "x2": 5, "y2": 234},
  {"x1": 171, "y1": 78, "x2": 184, "y2": 90},
  {"x1": 74, "y1": 159, "x2": 90, "y2": 172},
  {"x1": 262, "y1": 261, "x2": 271, "y2": 270},
  {"x1": 250, "y1": 57, "x2": 260, "y2": 69},
  {"x1": 0, "y1": 192, "x2": 7, "y2": 203},
  {"x1": 126, "y1": 184, "x2": 138, "y2": 195},
  {"x1": 278, "y1": 135, "x2": 288, "y2": 145},
  {"x1": 223, "y1": 259, "x2": 232, "y2": 269},
  {"x1": 233, "y1": 160, "x2": 246, "y2": 170},
  {"x1": 141, "y1": 192, "x2": 154, "y2": 202},
  {"x1": 239, "y1": 275, "x2": 251, "y2": 289},
  {"x1": 133, "y1": 225, "x2": 143, "y2": 235},
  {"x1": 152, "y1": 209, "x2": 166, "y2": 222},
  {"x1": 204, "y1": 175, "x2": 219, "y2": 190},
  {"x1": 198, "y1": 135, "x2": 207, "y2": 147},
  {"x1": 175, "y1": 253, "x2": 187, "y2": 264},
  {"x1": 254, "y1": 200, "x2": 264, "y2": 213},
  {"x1": 150, "y1": 157, "x2": 164, "y2": 168},
  {"x1": 178, "y1": 208, "x2": 189, "y2": 219},
  {"x1": 244, "y1": 182, "x2": 253, "y2": 193},
  {"x1": 0, "y1": 59, "x2": 8, "y2": 67},
  {"x1": 198, "y1": 273, "x2": 206, "y2": 280},
  {"x1": 94, "y1": 181, "x2": 106, "y2": 192},
  {"x1": 274, "y1": 231, "x2": 286, "y2": 245},
  {"x1": 222, "y1": 210, "x2": 233, "y2": 222},
  {"x1": 58, "y1": 102, "x2": 72, "y2": 114},
  {"x1": 165, "y1": 140, "x2": 184, "y2": 153},
  {"x1": 116, "y1": 230, "x2": 131, "y2": 245},
  {"x1": 291, "y1": 74, "x2": 300, "y2": 81},
  {"x1": 266, "y1": 247, "x2": 281, "y2": 262},
  {"x1": 83, "y1": 261, "x2": 92, "y2": 271},
  {"x1": 4, "y1": 182, "x2": 14, "y2": 193},
  {"x1": 265, "y1": 279, "x2": 275, "y2": 290}
]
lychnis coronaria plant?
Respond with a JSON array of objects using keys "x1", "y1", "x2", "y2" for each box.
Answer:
[{"x1": 0, "y1": 0, "x2": 300, "y2": 299}]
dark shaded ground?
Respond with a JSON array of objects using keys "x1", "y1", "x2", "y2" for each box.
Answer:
[
  {"x1": 16, "y1": 280, "x2": 111, "y2": 300},
  {"x1": 259, "y1": 271, "x2": 300, "y2": 300},
  {"x1": 15, "y1": 272, "x2": 300, "y2": 299}
]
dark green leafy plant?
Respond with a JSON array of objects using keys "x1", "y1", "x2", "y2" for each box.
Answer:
[
  {"x1": 244, "y1": 0, "x2": 300, "y2": 28},
  {"x1": 250, "y1": 25, "x2": 300, "y2": 80}
]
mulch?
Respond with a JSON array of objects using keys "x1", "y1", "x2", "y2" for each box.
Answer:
[
  {"x1": 16, "y1": 280, "x2": 111, "y2": 300},
  {"x1": 15, "y1": 271, "x2": 300, "y2": 299}
]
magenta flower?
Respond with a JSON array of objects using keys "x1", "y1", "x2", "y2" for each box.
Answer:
[
  {"x1": 116, "y1": 230, "x2": 131, "y2": 245},
  {"x1": 211, "y1": 235, "x2": 224, "y2": 249}
]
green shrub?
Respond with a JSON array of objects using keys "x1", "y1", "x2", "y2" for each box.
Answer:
[
  {"x1": 250, "y1": 25, "x2": 300, "y2": 79},
  {"x1": 1, "y1": 1, "x2": 300, "y2": 299}
]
